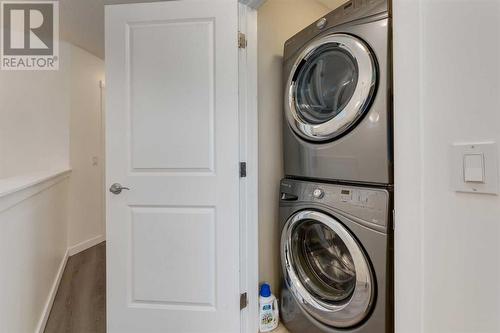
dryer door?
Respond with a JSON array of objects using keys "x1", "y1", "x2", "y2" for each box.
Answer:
[
  {"x1": 281, "y1": 210, "x2": 374, "y2": 328},
  {"x1": 285, "y1": 34, "x2": 377, "y2": 142}
]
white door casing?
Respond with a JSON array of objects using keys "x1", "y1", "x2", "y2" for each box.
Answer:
[{"x1": 105, "y1": 1, "x2": 240, "y2": 332}]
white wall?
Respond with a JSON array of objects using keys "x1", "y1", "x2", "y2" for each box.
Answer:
[
  {"x1": 394, "y1": 1, "x2": 500, "y2": 332},
  {"x1": 68, "y1": 46, "x2": 106, "y2": 250},
  {"x1": 0, "y1": 41, "x2": 105, "y2": 250},
  {"x1": 393, "y1": 1, "x2": 422, "y2": 331},
  {"x1": 0, "y1": 176, "x2": 69, "y2": 333},
  {"x1": 0, "y1": 43, "x2": 72, "y2": 331},
  {"x1": 257, "y1": 0, "x2": 330, "y2": 292},
  {"x1": 0, "y1": 42, "x2": 105, "y2": 333},
  {"x1": 0, "y1": 44, "x2": 71, "y2": 178}
]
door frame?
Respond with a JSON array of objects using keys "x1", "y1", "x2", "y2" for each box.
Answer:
[{"x1": 238, "y1": 4, "x2": 259, "y2": 333}]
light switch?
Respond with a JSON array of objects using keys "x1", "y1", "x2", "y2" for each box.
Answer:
[
  {"x1": 450, "y1": 142, "x2": 498, "y2": 195},
  {"x1": 463, "y1": 153, "x2": 484, "y2": 182}
]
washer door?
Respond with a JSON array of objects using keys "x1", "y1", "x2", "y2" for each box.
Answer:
[
  {"x1": 281, "y1": 210, "x2": 374, "y2": 328},
  {"x1": 285, "y1": 34, "x2": 377, "y2": 142}
]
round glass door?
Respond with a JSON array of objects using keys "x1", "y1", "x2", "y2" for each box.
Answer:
[
  {"x1": 281, "y1": 210, "x2": 374, "y2": 328},
  {"x1": 295, "y1": 44, "x2": 359, "y2": 125},
  {"x1": 291, "y1": 219, "x2": 356, "y2": 303},
  {"x1": 285, "y1": 34, "x2": 377, "y2": 142}
]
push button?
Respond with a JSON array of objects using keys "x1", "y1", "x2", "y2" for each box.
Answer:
[
  {"x1": 463, "y1": 153, "x2": 484, "y2": 183},
  {"x1": 358, "y1": 192, "x2": 369, "y2": 204}
]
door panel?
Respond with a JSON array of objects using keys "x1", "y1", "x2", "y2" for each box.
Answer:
[
  {"x1": 129, "y1": 19, "x2": 215, "y2": 171},
  {"x1": 131, "y1": 206, "x2": 216, "y2": 307},
  {"x1": 105, "y1": 1, "x2": 240, "y2": 332}
]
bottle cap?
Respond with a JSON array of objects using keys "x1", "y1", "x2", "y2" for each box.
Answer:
[{"x1": 260, "y1": 283, "x2": 271, "y2": 297}]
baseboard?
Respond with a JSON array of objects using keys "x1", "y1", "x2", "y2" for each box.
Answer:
[
  {"x1": 35, "y1": 249, "x2": 69, "y2": 333},
  {"x1": 68, "y1": 234, "x2": 106, "y2": 256},
  {"x1": 35, "y1": 235, "x2": 106, "y2": 333}
]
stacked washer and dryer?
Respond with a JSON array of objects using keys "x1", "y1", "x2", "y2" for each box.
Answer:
[{"x1": 279, "y1": 1, "x2": 393, "y2": 333}]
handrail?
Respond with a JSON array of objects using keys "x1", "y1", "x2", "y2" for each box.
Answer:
[{"x1": 0, "y1": 169, "x2": 72, "y2": 213}]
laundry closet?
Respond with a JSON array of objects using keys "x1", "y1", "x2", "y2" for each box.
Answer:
[{"x1": 259, "y1": 1, "x2": 394, "y2": 332}]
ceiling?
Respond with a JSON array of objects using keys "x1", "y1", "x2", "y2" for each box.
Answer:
[
  {"x1": 60, "y1": 0, "x2": 167, "y2": 59},
  {"x1": 60, "y1": 0, "x2": 348, "y2": 60}
]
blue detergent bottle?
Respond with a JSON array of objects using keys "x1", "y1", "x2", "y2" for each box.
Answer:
[{"x1": 259, "y1": 283, "x2": 279, "y2": 332}]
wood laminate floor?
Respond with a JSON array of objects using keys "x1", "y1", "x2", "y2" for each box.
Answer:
[
  {"x1": 43, "y1": 242, "x2": 289, "y2": 333},
  {"x1": 44, "y1": 242, "x2": 106, "y2": 333}
]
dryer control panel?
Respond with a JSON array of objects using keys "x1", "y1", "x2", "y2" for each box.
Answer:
[{"x1": 280, "y1": 179, "x2": 390, "y2": 230}]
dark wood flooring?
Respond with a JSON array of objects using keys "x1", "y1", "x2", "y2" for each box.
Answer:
[{"x1": 44, "y1": 242, "x2": 106, "y2": 333}]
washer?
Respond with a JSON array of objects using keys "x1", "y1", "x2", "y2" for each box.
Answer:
[
  {"x1": 283, "y1": 0, "x2": 392, "y2": 184},
  {"x1": 279, "y1": 178, "x2": 393, "y2": 333}
]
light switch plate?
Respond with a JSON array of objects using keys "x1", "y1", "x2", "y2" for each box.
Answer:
[{"x1": 450, "y1": 142, "x2": 498, "y2": 194}]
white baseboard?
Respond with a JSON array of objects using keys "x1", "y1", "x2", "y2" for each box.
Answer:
[
  {"x1": 68, "y1": 234, "x2": 106, "y2": 256},
  {"x1": 36, "y1": 249, "x2": 69, "y2": 333},
  {"x1": 35, "y1": 234, "x2": 106, "y2": 333}
]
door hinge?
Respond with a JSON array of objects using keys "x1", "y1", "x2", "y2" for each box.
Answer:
[
  {"x1": 240, "y1": 162, "x2": 247, "y2": 178},
  {"x1": 240, "y1": 292, "x2": 248, "y2": 310},
  {"x1": 238, "y1": 32, "x2": 247, "y2": 49}
]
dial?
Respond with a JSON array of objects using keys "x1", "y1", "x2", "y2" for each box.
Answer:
[{"x1": 312, "y1": 188, "x2": 325, "y2": 199}]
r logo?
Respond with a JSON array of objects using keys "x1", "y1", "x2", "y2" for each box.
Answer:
[{"x1": 1, "y1": 1, "x2": 59, "y2": 70}]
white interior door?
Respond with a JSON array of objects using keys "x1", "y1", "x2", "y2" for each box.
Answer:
[{"x1": 105, "y1": 1, "x2": 240, "y2": 332}]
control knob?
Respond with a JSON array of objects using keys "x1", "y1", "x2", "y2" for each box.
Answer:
[{"x1": 312, "y1": 188, "x2": 324, "y2": 199}]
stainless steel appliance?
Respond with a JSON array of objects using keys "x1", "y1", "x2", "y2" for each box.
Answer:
[
  {"x1": 283, "y1": 0, "x2": 392, "y2": 184},
  {"x1": 279, "y1": 178, "x2": 393, "y2": 333}
]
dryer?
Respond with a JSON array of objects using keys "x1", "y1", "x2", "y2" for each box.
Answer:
[
  {"x1": 279, "y1": 178, "x2": 393, "y2": 333},
  {"x1": 283, "y1": 0, "x2": 392, "y2": 185}
]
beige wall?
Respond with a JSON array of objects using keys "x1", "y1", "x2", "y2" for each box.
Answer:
[
  {"x1": 257, "y1": 0, "x2": 330, "y2": 293},
  {"x1": 68, "y1": 45, "x2": 106, "y2": 249}
]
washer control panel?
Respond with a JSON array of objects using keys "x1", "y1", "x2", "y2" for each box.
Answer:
[{"x1": 280, "y1": 179, "x2": 390, "y2": 229}]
